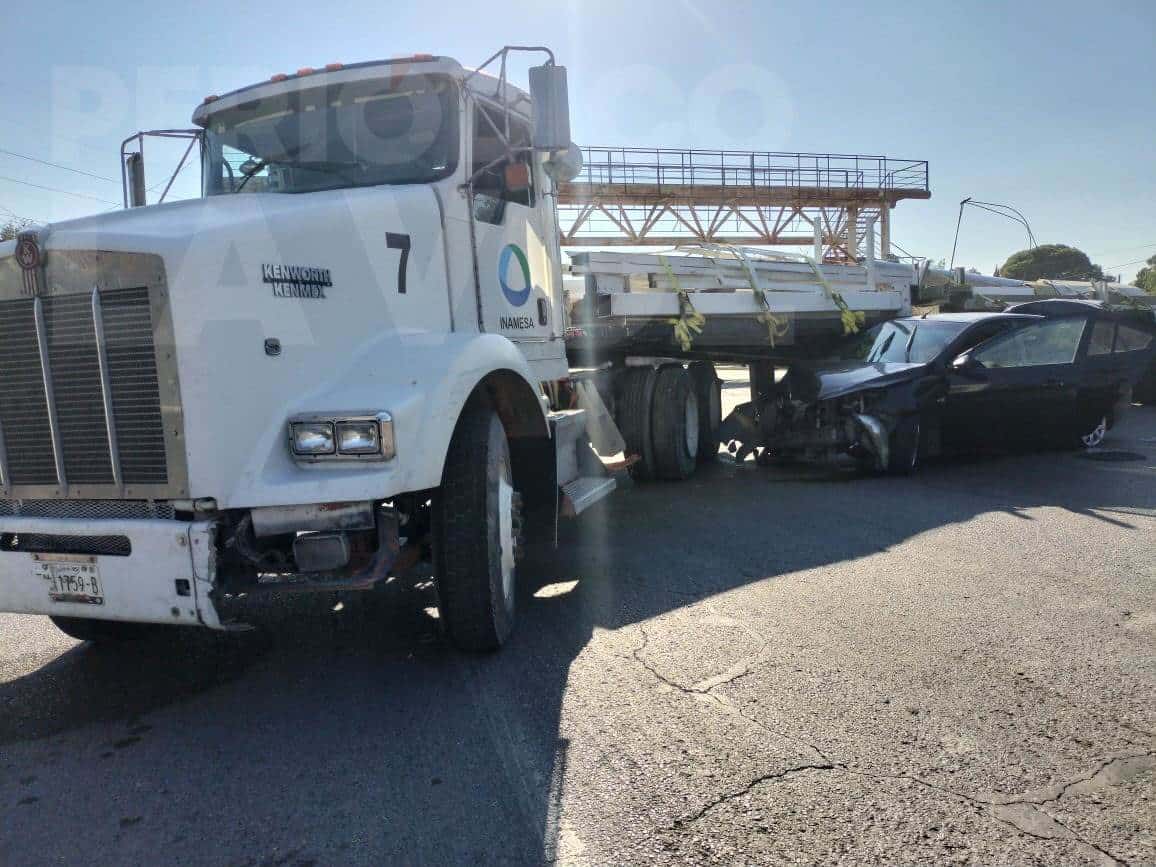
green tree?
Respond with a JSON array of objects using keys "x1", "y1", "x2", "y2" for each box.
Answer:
[
  {"x1": 0, "y1": 218, "x2": 28, "y2": 241},
  {"x1": 1134, "y1": 255, "x2": 1156, "y2": 295},
  {"x1": 1000, "y1": 244, "x2": 1104, "y2": 281}
]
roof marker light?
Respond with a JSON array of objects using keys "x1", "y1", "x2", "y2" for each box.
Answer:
[
  {"x1": 296, "y1": 67, "x2": 315, "y2": 76},
  {"x1": 325, "y1": 62, "x2": 344, "y2": 71},
  {"x1": 270, "y1": 73, "x2": 288, "y2": 82},
  {"x1": 202, "y1": 95, "x2": 219, "y2": 104}
]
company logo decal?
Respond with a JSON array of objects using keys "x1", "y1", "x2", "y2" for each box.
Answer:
[
  {"x1": 498, "y1": 244, "x2": 532, "y2": 307},
  {"x1": 262, "y1": 263, "x2": 332, "y2": 299}
]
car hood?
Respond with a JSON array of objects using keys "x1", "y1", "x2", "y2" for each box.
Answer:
[{"x1": 787, "y1": 360, "x2": 929, "y2": 402}]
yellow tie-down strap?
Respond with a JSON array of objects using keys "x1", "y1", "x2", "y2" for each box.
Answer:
[
  {"x1": 658, "y1": 255, "x2": 706, "y2": 351},
  {"x1": 797, "y1": 255, "x2": 866, "y2": 336}
]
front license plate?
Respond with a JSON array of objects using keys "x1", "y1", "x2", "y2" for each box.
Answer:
[{"x1": 34, "y1": 555, "x2": 104, "y2": 605}]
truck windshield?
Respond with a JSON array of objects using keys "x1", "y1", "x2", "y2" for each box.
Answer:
[
  {"x1": 201, "y1": 73, "x2": 458, "y2": 196},
  {"x1": 843, "y1": 320, "x2": 966, "y2": 363}
]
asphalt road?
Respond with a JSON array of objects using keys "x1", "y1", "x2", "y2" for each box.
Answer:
[{"x1": 2, "y1": 371, "x2": 1154, "y2": 866}]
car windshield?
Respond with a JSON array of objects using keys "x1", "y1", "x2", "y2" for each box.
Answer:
[
  {"x1": 842, "y1": 320, "x2": 966, "y2": 363},
  {"x1": 202, "y1": 73, "x2": 458, "y2": 195}
]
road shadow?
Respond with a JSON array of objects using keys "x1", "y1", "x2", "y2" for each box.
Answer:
[{"x1": 2, "y1": 409, "x2": 1154, "y2": 864}]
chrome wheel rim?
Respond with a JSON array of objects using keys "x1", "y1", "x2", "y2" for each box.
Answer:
[{"x1": 1081, "y1": 417, "x2": 1107, "y2": 449}]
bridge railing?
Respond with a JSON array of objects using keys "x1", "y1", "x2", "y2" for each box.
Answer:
[{"x1": 570, "y1": 147, "x2": 929, "y2": 194}]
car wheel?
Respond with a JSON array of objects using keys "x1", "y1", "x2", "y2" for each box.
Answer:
[
  {"x1": 1078, "y1": 415, "x2": 1108, "y2": 449},
  {"x1": 886, "y1": 417, "x2": 921, "y2": 475},
  {"x1": 50, "y1": 616, "x2": 157, "y2": 643},
  {"x1": 433, "y1": 399, "x2": 518, "y2": 652}
]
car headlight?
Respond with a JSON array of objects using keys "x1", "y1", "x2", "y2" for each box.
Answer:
[
  {"x1": 288, "y1": 413, "x2": 395, "y2": 462},
  {"x1": 290, "y1": 421, "x2": 335, "y2": 455}
]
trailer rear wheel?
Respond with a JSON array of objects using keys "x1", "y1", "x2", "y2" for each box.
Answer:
[
  {"x1": 50, "y1": 616, "x2": 156, "y2": 643},
  {"x1": 689, "y1": 362, "x2": 722, "y2": 462},
  {"x1": 652, "y1": 365, "x2": 699, "y2": 480},
  {"x1": 616, "y1": 367, "x2": 658, "y2": 480},
  {"x1": 433, "y1": 400, "x2": 518, "y2": 652}
]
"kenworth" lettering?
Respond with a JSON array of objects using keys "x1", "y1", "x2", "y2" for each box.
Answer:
[{"x1": 262, "y1": 263, "x2": 333, "y2": 299}]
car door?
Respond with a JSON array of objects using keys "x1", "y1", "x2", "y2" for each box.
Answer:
[
  {"x1": 944, "y1": 317, "x2": 1087, "y2": 448},
  {"x1": 1079, "y1": 316, "x2": 1156, "y2": 421},
  {"x1": 937, "y1": 319, "x2": 1023, "y2": 448}
]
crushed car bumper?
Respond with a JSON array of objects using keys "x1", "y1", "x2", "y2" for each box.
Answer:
[{"x1": 0, "y1": 516, "x2": 222, "y2": 628}]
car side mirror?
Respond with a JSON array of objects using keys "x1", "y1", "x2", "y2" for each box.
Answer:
[{"x1": 951, "y1": 353, "x2": 985, "y2": 378}]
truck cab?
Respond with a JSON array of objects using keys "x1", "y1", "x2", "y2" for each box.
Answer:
[{"x1": 0, "y1": 51, "x2": 606, "y2": 650}]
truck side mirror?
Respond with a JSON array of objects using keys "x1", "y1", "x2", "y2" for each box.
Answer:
[
  {"x1": 528, "y1": 63, "x2": 571, "y2": 151},
  {"x1": 125, "y1": 152, "x2": 147, "y2": 208}
]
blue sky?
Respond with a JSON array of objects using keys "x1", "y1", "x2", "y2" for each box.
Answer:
[{"x1": 2, "y1": 0, "x2": 1154, "y2": 278}]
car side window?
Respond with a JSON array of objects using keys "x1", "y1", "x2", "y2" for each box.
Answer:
[
  {"x1": 973, "y1": 318, "x2": 1087, "y2": 369},
  {"x1": 470, "y1": 102, "x2": 535, "y2": 225},
  {"x1": 957, "y1": 320, "x2": 1018, "y2": 353},
  {"x1": 1087, "y1": 321, "x2": 1115, "y2": 356},
  {"x1": 1114, "y1": 324, "x2": 1153, "y2": 353}
]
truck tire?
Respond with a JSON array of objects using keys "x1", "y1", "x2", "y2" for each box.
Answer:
[
  {"x1": 689, "y1": 362, "x2": 722, "y2": 463},
  {"x1": 616, "y1": 367, "x2": 658, "y2": 480},
  {"x1": 433, "y1": 400, "x2": 518, "y2": 652},
  {"x1": 50, "y1": 616, "x2": 156, "y2": 643},
  {"x1": 651, "y1": 365, "x2": 699, "y2": 480}
]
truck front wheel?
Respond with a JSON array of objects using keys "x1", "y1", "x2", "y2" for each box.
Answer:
[{"x1": 433, "y1": 400, "x2": 519, "y2": 652}]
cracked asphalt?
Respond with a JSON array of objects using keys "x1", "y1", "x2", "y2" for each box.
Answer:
[{"x1": 2, "y1": 368, "x2": 1154, "y2": 866}]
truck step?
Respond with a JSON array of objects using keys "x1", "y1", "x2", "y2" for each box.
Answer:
[{"x1": 562, "y1": 476, "x2": 616, "y2": 516}]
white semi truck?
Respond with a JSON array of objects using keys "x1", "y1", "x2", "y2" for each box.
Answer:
[{"x1": 0, "y1": 48, "x2": 921, "y2": 650}]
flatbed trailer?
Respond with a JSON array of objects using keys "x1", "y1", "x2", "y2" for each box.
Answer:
[{"x1": 566, "y1": 244, "x2": 916, "y2": 364}]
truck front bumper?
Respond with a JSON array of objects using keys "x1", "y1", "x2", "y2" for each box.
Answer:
[{"x1": 0, "y1": 517, "x2": 222, "y2": 629}]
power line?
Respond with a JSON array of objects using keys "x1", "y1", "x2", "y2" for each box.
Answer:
[
  {"x1": 1090, "y1": 242, "x2": 1156, "y2": 259},
  {"x1": 0, "y1": 174, "x2": 120, "y2": 205},
  {"x1": 1104, "y1": 256, "x2": 1153, "y2": 272},
  {"x1": 0, "y1": 146, "x2": 118, "y2": 185},
  {"x1": 0, "y1": 204, "x2": 45, "y2": 224}
]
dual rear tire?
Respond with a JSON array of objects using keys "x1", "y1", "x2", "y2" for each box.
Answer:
[{"x1": 616, "y1": 362, "x2": 721, "y2": 482}]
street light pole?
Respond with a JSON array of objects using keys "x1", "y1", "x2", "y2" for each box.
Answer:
[{"x1": 949, "y1": 198, "x2": 1037, "y2": 271}]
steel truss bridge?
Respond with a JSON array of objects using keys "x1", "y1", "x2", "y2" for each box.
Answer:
[{"x1": 556, "y1": 147, "x2": 930, "y2": 262}]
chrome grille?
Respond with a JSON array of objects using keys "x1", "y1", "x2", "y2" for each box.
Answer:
[
  {"x1": 0, "y1": 286, "x2": 169, "y2": 492},
  {"x1": 102, "y1": 288, "x2": 167, "y2": 484},
  {"x1": 0, "y1": 300, "x2": 56, "y2": 484},
  {"x1": 45, "y1": 294, "x2": 115, "y2": 483}
]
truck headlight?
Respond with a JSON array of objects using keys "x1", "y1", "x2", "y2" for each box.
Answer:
[
  {"x1": 290, "y1": 421, "x2": 335, "y2": 455},
  {"x1": 288, "y1": 413, "x2": 395, "y2": 462},
  {"x1": 337, "y1": 420, "x2": 380, "y2": 454}
]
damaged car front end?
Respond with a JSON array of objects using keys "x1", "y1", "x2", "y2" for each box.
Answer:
[
  {"x1": 721, "y1": 365, "x2": 933, "y2": 472},
  {"x1": 719, "y1": 315, "x2": 1022, "y2": 473}
]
